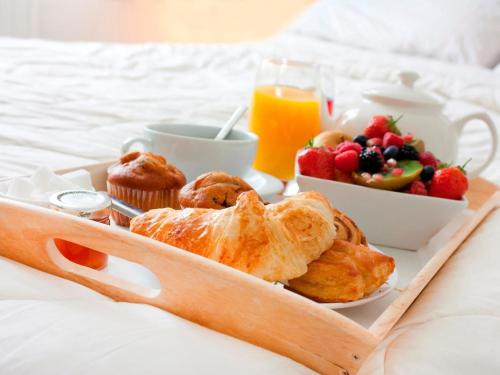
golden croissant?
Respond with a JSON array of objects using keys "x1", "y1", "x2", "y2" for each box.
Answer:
[{"x1": 130, "y1": 191, "x2": 336, "y2": 281}]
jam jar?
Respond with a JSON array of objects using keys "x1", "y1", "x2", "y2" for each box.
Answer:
[{"x1": 49, "y1": 190, "x2": 111, "y2": 270}]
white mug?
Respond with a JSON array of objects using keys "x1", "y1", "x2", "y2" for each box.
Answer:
[{"x1": 122, "y1": 124, "x2": 258, "y2": 182}]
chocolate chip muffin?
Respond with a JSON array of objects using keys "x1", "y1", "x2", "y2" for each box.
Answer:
[{"x1": 179, "y1": 171, "x2": 258, "y2": 209}]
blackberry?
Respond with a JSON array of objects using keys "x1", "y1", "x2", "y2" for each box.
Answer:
[
  {"x1": 359, "y1": 148, "x2": 384, "y2": 173},
  {"x1": 397, "y1": 144, "x2": 419, "y2": 160}
]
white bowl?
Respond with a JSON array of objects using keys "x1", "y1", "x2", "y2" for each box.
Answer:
[{"x1": 296, "y1": 174, "x2": 467, "y2": 250}]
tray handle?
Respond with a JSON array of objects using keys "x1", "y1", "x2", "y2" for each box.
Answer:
[{"x1": 0, "y1": 198, "x2": 378, "y2": 375}]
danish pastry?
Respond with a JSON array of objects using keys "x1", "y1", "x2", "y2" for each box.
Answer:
[{"x1": 287, "y1": 240, "x2": 395, "y2": 302}]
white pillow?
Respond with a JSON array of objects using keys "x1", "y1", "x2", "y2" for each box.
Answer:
[{"x1": 288, "y1": 0, "x2": 500, "y2": 68}]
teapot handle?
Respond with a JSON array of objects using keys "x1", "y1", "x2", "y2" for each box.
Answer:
[{"x1": 451, "y1": 112, "x2": 498, "y2": 179}]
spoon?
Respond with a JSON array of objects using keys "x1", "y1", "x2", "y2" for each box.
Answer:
[
  {"x1": 214, "y1": 105, "x2": 248, "y2": 141},
  {"x1": 108, "y1": 194, "x2": 144, "y2": 218}
]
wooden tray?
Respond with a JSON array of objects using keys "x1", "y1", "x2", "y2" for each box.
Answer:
[{"x1": 0, "y1": 160, "x2": 498, "y2": 375}]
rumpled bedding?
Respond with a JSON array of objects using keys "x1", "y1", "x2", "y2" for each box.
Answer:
[
  {"x1": 1, "y1": 33, "x2": 500, "y2": 375},
  {"x1": 0, "y1": 34, "x2": 499, "y2": 182},
  {"x1": 0, "y1": 257, "x2": 313, "y2": 375},
  {"x1": 359, "y1": 207, "x2": 500, "y2": 375}
]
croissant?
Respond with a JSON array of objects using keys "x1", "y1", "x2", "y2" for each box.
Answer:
[{"x1": 130, "y1": 191, "x2": 336, "y2": 281}]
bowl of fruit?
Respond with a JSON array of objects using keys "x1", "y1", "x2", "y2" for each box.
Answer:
[{"x1": 296, "y1": 115, "x2": 469, "y2": 250}]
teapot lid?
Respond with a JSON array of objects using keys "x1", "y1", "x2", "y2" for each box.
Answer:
[{"x1": 362, "y1": 71, "x2": 443, "y2": 108}]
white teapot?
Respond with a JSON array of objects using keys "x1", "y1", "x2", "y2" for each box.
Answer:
[{"x1": 338, "y1": 71, "x2": 498, "y2": 178}]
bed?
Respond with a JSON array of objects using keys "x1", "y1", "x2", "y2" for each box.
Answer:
[{"x1": 1, "y1": 0, "x2": 500, "y2": 374}]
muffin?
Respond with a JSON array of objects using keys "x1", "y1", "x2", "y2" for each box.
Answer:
[
  {"x1": 107, "y1": 151, "x2": 186, "y2": 226},
  {"x1": 179, "y1": 171, "x2": 258, "y2": 209}
]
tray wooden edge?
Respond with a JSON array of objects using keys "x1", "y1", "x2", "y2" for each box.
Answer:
[
  {"x1": 1, "y1": 161, "x2": 499, "y2": 374},
  {"x1": 369, "y1": 191, "x2": 500, "y2": 340},
  {"x1": 0, "y1": 197, "x2": 378, "y2": 375}
]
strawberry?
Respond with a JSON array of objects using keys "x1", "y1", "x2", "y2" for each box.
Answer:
[
  {"x1": 406, "y1": 180, "x2": 428, "y2": 196},
  {"x1": 364, "y1": 115, "x2": 402, "y2": 138},
  {"x1": 419, "y1": 151, "x2": 438, "y2": 168},
  {"x1": 335, "y1": 150, "x2": 359, "y2": 173},
  {"x1": 297, "y1": 147, "x2": 337, "y2": 180},
  {"x1": 334, "y1": 168, "x2": 354, "y2": 183},
  {"x1": 335, "y1": 141, "x2": 362, "y2": 155},
  {"x1": 382, "y1": 132, "x2": 404, "y2": 148},
  {"x1": 428, "y1": 166, "x2": 468, "y2": 200}
]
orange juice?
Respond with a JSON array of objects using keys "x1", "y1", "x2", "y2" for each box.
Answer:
[{"x1": 250, "y1": 85, "x2": 321, "y2": 180}]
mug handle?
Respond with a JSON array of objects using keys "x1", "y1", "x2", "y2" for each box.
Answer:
[
  {"x1": 452, "y1": 112, "x2": 498, "y2": 179},
  {"x1": 121, "y1": 137, "x2": 152, "y2": 155}
]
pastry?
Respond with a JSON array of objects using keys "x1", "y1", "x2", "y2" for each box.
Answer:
[
  {"x1": 332, "y1": 208, "x2": 367, "y2": 245},
  {"x1": 286, "y1": 240, "x2": 395, "y2": 302},
  {"x1": 179, "y1": 171, "x2": 257, "y2": 209},
  {"x1": 107, "y1": 151, "x2": 186, "y2": 226},
  {"x1": 130, "y1": 191, "x2": 336, "y2": 282}
]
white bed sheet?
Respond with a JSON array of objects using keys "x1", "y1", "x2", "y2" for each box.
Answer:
[
  {"x1": 1, "y1": 34, "x2": 500, "y2": 375},
  {"x1": 0, "y1": 257, "x2": 313, "y2": 375},
  {"x1": 0, "y1": 35, "x2": 499, "y2": 182}
]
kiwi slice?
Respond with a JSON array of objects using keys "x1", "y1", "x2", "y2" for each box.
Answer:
[{"x1": 353, "y1": 160, "x2": 423, "y2": 191}]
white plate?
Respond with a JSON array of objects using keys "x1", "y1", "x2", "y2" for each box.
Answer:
[
  {"x1": 278, "y1": 244, "x2": 398, "y2": 310},
  {"x1": 243, "y1": 169, "x2": 284, "y2": 200}
]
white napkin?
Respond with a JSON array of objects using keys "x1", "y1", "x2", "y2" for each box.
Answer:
[{"x1": 0, "y1": 167, "x2": 94, "y2": 204}]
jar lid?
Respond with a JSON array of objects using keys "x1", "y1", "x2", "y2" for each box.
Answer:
[
  {"x1": 49, "y1": 190, "x2": 111, "y2": 219},
  {"x1": 362, "y1": 71, "x2": 443, "y2": 108}
]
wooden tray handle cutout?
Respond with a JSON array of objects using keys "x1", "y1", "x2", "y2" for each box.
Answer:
[
  {"x1": 46, "y1": 239, "x2": 161, "y2": 299},
  {"x1": 0, "y1": 197, "x2": 379, "y2": 375}
]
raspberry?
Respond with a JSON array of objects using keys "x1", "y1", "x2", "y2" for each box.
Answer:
[
  {"x1": 403, "y1": 134, "x2": 414, "y2": 143},
  {"x1": 335, "y1": 150, "x2": 359, "y2": 173},
  {"x1": 367, "y1": 137, "x2": 382, "y2": 147},
  {"x1": 373, "y1": 146, "x2": 384, "y2": 161},
  {"x1": 382, "y1": 132, "x2": 404, "y2": 148},
  {"x1": 406, "y1": 180, "x2": 427, "y2": 196},
  {"x1": 335, "y1": 141, "x2": 362, "y2": 155},
  {"x1": 419, "y1": 151, "x2": 438, "y2": 168},
  {"x1": 392, "y1": 168, "x2": 403, "y2": 177}
]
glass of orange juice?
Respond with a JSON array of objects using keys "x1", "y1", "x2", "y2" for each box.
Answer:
[{"x1": 249, "y1": 59, "x2": 334, "y2": 180}]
